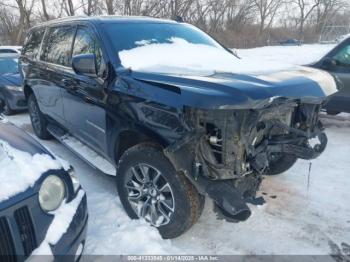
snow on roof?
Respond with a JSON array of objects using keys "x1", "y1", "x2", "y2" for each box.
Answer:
[
  {"x1": 0, "y1": 139, "x2": 62, "y2": 202},
  {"x1": 119, "y1": 38, "x2": 296, "y2": 76}
]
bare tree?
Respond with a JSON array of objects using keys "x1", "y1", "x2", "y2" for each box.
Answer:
[
  {"x1": 0, "y1": 0, "x2": 349, "y2": 47},
  {"x1": 63, "y1": 0, "x2": 76, "y2": 16},
  {"x1": 40, "y1": 0, "x2": 50, "y2": 20},
  {"x1": 253, "y1": 0, "x2": 283, "y2": 35},
  {"x1": 226, "y1": 0, "x2": 256, "y2": 31},
  {"x1": 105, "y1": 0, "x2": 116, "y2": 14},
  {"x1": 11, "y1": 0, "x2": 35, "y2": 43},
  {"x1": 292, "y1": 0, "x2": 321, "y2": 40},
  {"x1": 81, "y1": 0, "x2": 103, "y2": 16},
  {"x1": 314, "y1": 0, "x2": 348, "y2": 34},
  {"x1": 0, "y1": 7, "x2": 19, "y2": 44}
]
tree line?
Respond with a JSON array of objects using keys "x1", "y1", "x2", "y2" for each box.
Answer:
[{"x1": 0, "y1": 0, "x2": 349, "y2": 48}]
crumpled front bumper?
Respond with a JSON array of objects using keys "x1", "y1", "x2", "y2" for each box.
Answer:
[{"x1": 164, "y1": 100, "x2": 327, "y2": 222}]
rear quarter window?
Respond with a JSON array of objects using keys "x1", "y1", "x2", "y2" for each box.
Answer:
[
  {"x1": 23, "y1": 29, "x2": 45, "y2": 60},
  {"x1": 40, "y1": 26, "x2": 75, "y2": 67}
]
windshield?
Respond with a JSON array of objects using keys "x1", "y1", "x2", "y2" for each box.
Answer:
[
  {"x1": 104, "y1": 22, "x2": 293, "y2": 76},
  {"x1": 0, "y1": 58, "x2": 19, "y2": 74},
  {"x1": 104, "y1": 22, "x2": 223, "y2": 53}
]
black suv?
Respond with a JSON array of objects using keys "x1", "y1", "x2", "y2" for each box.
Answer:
[{"x1": 20, "y1": 16, "x2": 337, "y2": 239}]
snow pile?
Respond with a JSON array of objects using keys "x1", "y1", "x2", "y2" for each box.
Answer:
[
  {"x1": 0, "y1": 140, "x2": 61, "y2": 202},
  {"x1": 238, "y1": 44, "x2": 334, "y2": 66},
  {"x1": 30, "y1": 190, "x2": 86, "y2": 257},
  {"x1": 85, "y1": 192, "x2": 178, "y2": 254},
  {"x1": 119, "y1": 38, "x2": 297, "y2": 76}
]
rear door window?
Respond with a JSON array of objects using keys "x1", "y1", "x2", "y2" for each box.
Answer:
[
  {"x1": 41, "y1": 26, "x2": 75, "y2": 67},
  {"x1": 23, "y1": 29, "x2": 45, "y2": 60}
]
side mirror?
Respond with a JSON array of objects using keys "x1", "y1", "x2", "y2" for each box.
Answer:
[
  {"x1": 72, "y1": 54, "x2": 97, "y2": 77},
  {"x1": 321, "y1": 57, "x2": 337, "y2": 69}
]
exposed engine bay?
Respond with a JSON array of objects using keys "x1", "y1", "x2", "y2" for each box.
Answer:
[{"x1": 165, "y1": 98, "x2": 327, "y2": 222}]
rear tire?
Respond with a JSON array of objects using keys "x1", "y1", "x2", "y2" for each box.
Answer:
[
  {"x1": 264, "y1": 154, "x2": 297, "y2": 176},
  {"x1": 28, "y1": 94, "x2": 51, "y2": 140},
  {"x1": 116, "y1": 143, "x2": 204, "y2": 239}
]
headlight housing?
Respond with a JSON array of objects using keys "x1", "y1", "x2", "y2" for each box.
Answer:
[
  {"x1": 6, "y1": 85, "x2": 23, "y2": 92},
  {"x1": 67, "y1": 167, "x2": 80, "y2": 193},
  {"x1": 39, "y1": 175, "x2": 66, "y2": 212}
]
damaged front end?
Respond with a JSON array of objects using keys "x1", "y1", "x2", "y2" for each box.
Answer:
[{"x1": 164, "y1": 98, "x2": 327, "y2": 222}]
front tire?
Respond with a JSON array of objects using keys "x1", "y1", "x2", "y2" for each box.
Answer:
[
  {"x1": 116, "y1": 143, "x2": 204, "y2": 239},
  {"x1": 28, "y1": 94, "x2": 51, "y2": 140},
  {"x1": 264, "y1": 154, "x2": 297, "y2": 176}
]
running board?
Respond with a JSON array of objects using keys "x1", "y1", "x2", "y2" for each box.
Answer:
[{"x1": 47, "y1": 124, "x2": 116, "y2": 176}]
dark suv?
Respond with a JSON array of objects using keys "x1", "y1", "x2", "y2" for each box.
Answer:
[
  {"x1": 20, "y1": 16, "x2": 337, "y2": 239},
  {"x1": 311, "y1": 36, "x2": 350, "y2": 114}
]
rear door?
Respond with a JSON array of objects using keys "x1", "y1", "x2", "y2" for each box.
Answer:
[
  {"x1": 20, "y1": 28, "x2": 45, "y2": 96},
  {"x1": 62, "y1": 25, "x2": 108, "y2": 154},
  {"x1": 35, "y1": 25, "x2": 76, "y2": 125}
]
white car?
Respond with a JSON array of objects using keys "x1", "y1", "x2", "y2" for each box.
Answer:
[{"x1": 0, "y1": 46, "x2": 22, "y2": 54}]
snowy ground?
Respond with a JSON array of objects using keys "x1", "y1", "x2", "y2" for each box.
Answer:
[{"x1": 6, "y1": 43, "x2": 350, "y2": 256}]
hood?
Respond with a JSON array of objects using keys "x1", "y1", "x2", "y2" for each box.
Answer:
[
  {"x1": 0, "y1": 119, "x2": 61, "y2": 206},
  {"x1": 0, "y1": 73, "x2": 21, "y2": 87},
  {"x1": 0, "y1": 119, "x2": 51, "y2": 156},
  {"x1": 119, "y1": 66, "x2": 338, "y2": 110}
]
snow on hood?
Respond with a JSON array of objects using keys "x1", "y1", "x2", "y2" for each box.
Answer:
[
  {"x1": 0, "y1": 140, "x2": 62, "y2": 202},
  {"x1": 119, "y1": 38, "x2": 298, "y2": 76},
  {"x1": 257, "y1": 66, "x2": 338, "y2": 96}
]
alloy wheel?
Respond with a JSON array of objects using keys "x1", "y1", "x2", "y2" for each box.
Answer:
[{"x1": 125, "y1": 163, "x2": 175, "y2": 227}]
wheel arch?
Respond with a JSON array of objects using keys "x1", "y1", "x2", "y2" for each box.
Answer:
[
  {"x1": 24, "y1": 84, "x2": 33, "y2": 100},
  {"x1": 109, "y1": 125, "x2": 169, "y2": 164}
]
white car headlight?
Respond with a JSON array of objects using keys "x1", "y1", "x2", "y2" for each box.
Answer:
[
  {"x1": 6, "y1": 85, "x2": 23, "y2": 92},
  {"x1": 39, "y1": 175, "x2": 66, "y2": 212}
]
